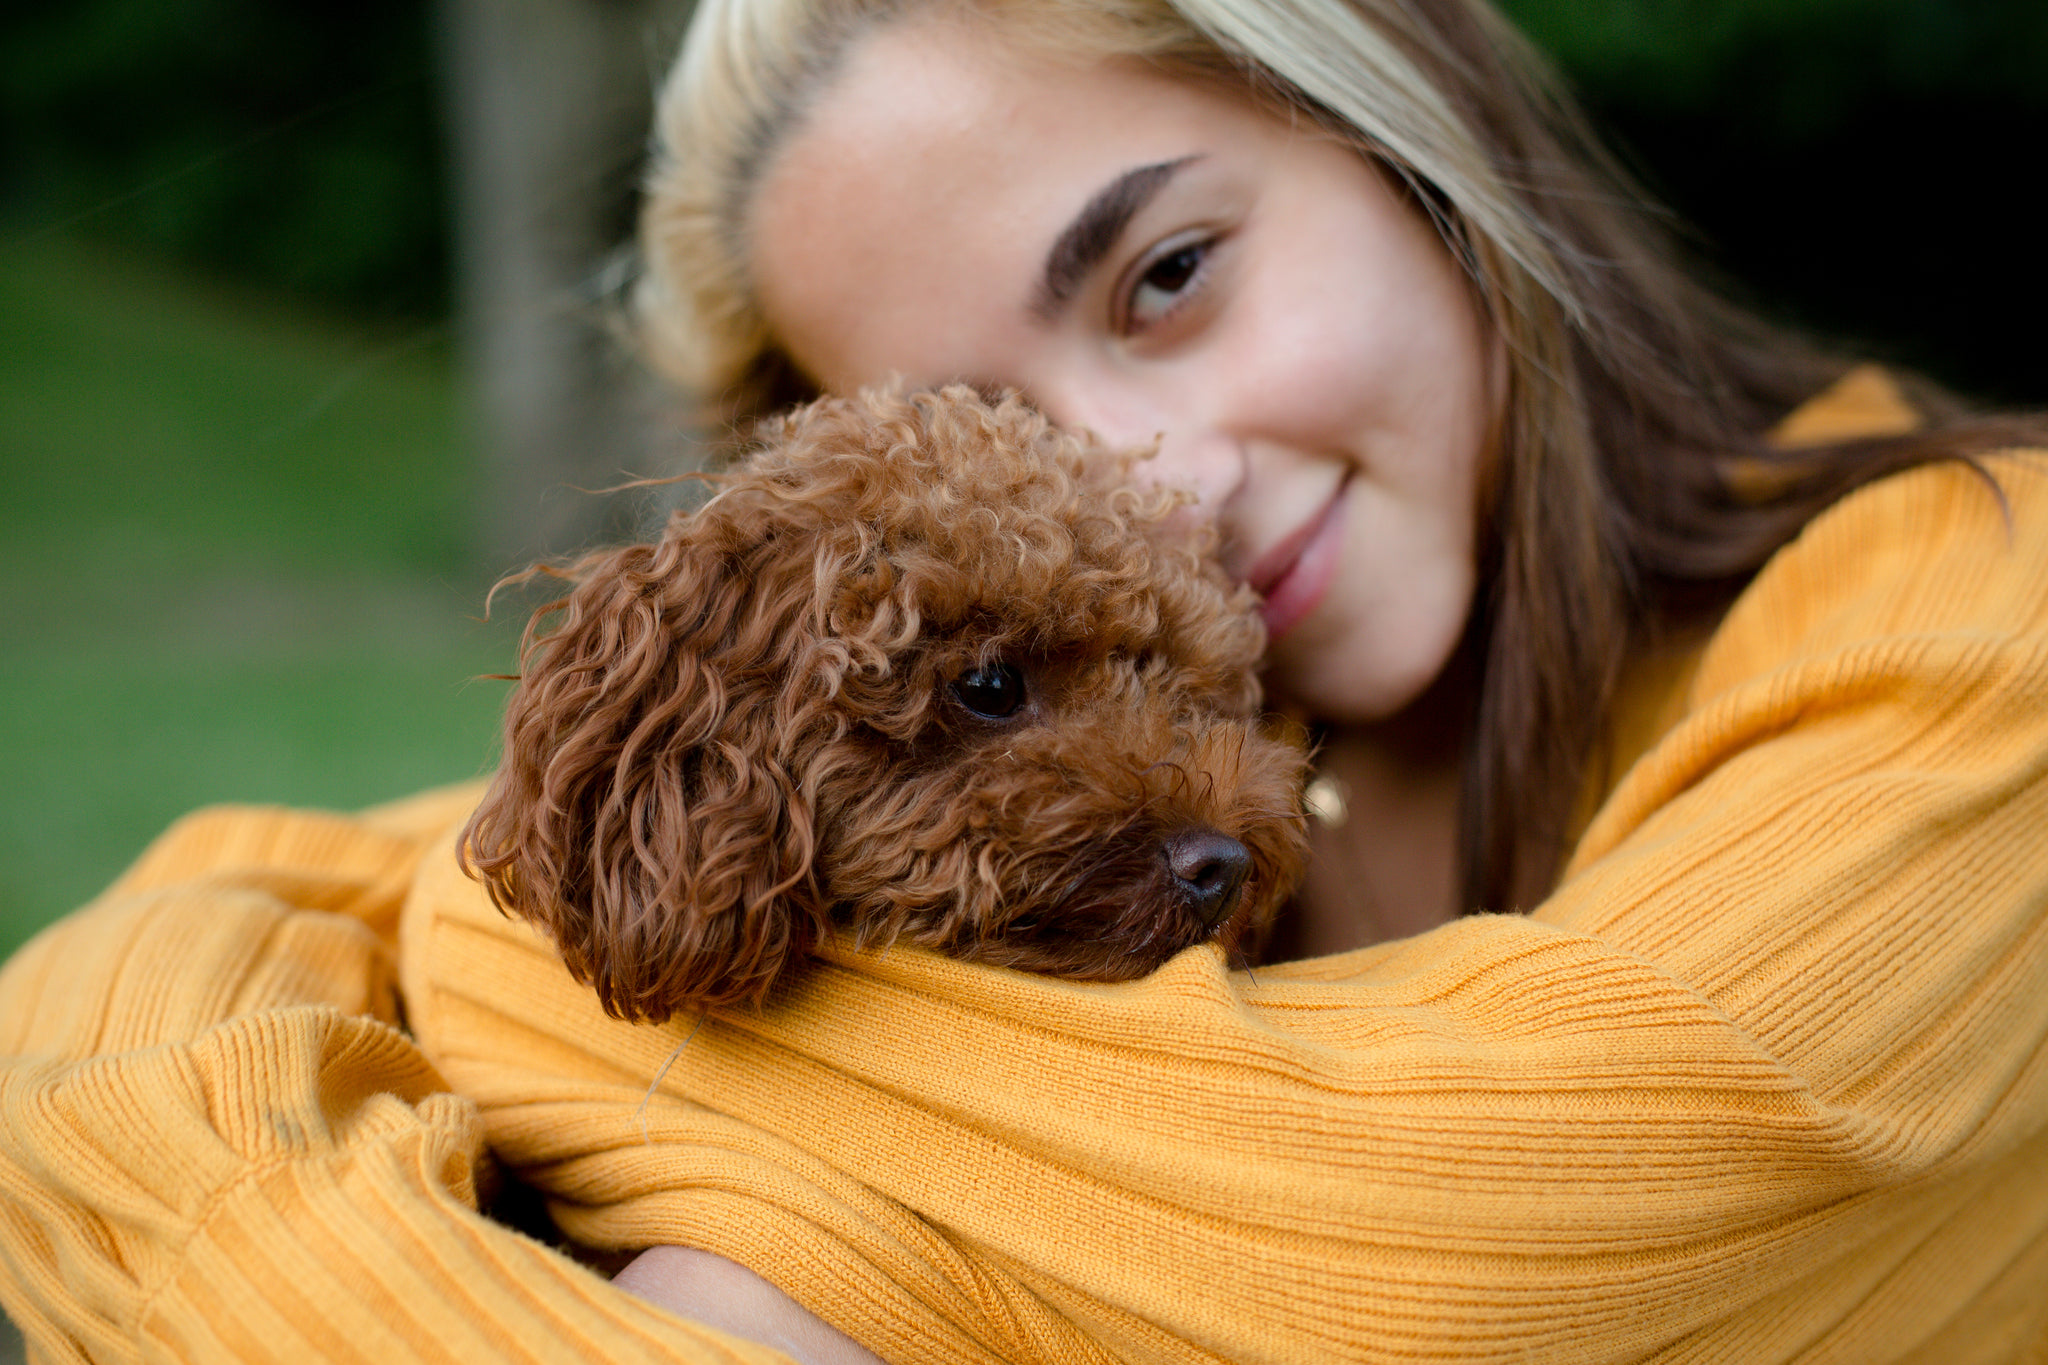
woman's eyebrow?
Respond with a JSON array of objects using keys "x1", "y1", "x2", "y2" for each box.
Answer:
[{"x1": 1032, "y1": 156, "x2": 1200, "y2": 320}]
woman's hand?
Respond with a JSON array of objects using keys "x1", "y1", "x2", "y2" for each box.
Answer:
[{"x1": 612, "y1": 1246, "x2": 887, "y2": 1365}]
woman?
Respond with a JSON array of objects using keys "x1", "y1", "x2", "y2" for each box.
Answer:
[{"x1": 2, "y1": 0, "x2": 2044, "y2": 1360}]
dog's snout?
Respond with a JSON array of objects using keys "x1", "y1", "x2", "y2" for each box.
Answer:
[{"x1": 1164, "y1": 829, "x2": 1253, "y2": 930}]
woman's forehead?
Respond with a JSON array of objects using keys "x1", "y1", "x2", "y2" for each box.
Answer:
[{"x1": 747, "y1": 17, "x2": 1262, "y2": 390}]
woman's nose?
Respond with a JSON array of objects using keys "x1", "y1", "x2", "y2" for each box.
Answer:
[
  {"x1": 1144, "y1": 424, "x2": 1245, "y2": 511},
  {"x1": 1034, "y1": 382, "x2": 1245, "y2": 512}
]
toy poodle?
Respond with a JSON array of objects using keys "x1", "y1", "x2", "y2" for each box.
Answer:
[{"x1": 461, "y1": 386, "x2": 1309, "y2": 1022}]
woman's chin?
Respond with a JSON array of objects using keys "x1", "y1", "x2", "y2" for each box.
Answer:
[{"x1": 1266, "y1": 601, "x2": 1476, "y2": 728}]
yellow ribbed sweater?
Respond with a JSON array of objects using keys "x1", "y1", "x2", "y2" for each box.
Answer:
[{"x1": 3, "y1": 409, "x2": 2046, "y2": 1360}]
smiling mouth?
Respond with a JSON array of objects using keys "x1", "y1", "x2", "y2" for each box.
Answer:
[{"x1": 1246, "y1": 478, "x2": 1350, "y2": 642}]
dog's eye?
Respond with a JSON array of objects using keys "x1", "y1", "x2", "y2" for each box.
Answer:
[{"x1": 950, "y1": 662, "x2": 1027, "y2": 719}]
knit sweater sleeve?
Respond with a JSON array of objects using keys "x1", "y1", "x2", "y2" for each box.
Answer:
[
  {"x1": 0, "y1": 798, "x2": 796, "y2": 1363},
  {"x1": 405, "y1": 454, "x2": 2048, "y2": 1363}
]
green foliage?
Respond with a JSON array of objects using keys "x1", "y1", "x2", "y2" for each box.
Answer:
[
  {"x1": 1502, "y1": 0, "x2": 2048, "y2": 119},
  {"x1": 0, "y1": 0, "x2": 449, "y2": 317},
  {"x1": 1, "y1": 236, "x2": 473, "y2": 584},
  {"x1": 1500, "y1": 0, "x2": 2048, "y2": 403},
  {"x1": 0, "y1": 237, "x2": 516, "y2": 951}
]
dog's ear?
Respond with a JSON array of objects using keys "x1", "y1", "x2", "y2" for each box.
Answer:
[{"x1": 460, "y1": 522, "x2": 828, "y2": 1022}]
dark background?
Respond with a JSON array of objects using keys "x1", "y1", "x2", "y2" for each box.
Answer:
[{"x1": 3, "y1": 0, "x2": 454, "y2": 324}]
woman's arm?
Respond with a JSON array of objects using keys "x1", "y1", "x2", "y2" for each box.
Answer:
[
  {"x1": 408, "y1": 456, "x2": 2048, "y2": 1362},
  {"x1": 0, "y1": 800, "x2": 802, "y2": 1364},
  {"x1": 614, "y1": 1248, "x2": 885, "y2": 1365}
]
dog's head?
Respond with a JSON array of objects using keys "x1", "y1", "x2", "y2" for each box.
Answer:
[{"x1": 463, "y1": 386, "x2": 1309, "y2": 1021}]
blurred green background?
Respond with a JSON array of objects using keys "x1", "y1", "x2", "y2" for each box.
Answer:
[
  {"x1": 2, "y1": 0, "x2": 502, "y2": 956},
  {"x1": 3, "y1": 0, "x2": 2046, "y2": 957}
]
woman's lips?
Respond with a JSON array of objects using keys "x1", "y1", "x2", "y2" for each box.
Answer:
[{"x1": 1247, "y1": 480, "x2": 1349, "y2": 642}]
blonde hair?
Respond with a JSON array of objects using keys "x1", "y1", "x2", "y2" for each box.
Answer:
[{"x1": 636, "y1": 0, "x2": 2033, "y2": 912}]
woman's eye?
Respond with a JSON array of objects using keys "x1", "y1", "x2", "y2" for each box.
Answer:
[
  {"x1": 950, "y1": 662, "x2": 1028, "y2": 719},
  {"x1": 1124, "y1": 237, "x2": 1213, "y2": 335}
]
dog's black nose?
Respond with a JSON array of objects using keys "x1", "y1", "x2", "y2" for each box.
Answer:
[{"x1": 1164, "y1": 829, "x2": 1253, "y2": 930}]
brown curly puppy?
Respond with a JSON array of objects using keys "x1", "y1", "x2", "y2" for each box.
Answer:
[{"x1": 461, "y1": 387, "x2": 1309, "y2": 1022}]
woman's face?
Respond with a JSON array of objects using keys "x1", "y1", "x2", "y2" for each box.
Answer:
[{"x1": 750, "y1": 17, "x2": 1501, "y2": 723}]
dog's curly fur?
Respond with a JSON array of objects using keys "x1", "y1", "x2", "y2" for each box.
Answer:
[{"x1": 461, "y1": 387, "x2": 1309, "y2": 1022}]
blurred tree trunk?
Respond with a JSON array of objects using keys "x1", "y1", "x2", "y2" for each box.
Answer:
[{"x1": 437, "y1": 0, "x2": 692, "y2": 571}]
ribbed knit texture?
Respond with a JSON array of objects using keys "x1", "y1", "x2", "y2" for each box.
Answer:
[
  {"x1": 0, "y1": 792, "x2": 792, "y2": 1364},
  {"x1": 2, "y1": 393, "x2": 2044, "y2": 1360}
]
